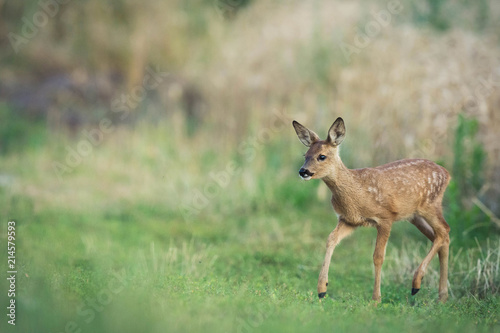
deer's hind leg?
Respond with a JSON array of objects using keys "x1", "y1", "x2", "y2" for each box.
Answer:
[
  {"x1": 437, "y1": 231, "x2": 450, "y2": 302},
  {"x1": 410, "y1": 215, "x2": 435, "y2": 242},
  {"x1": 411, "y1": 211, "x2": 450, "y2": 302}
]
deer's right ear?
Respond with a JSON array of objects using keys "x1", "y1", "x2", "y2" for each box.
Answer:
[{"x1": 292, "y1": 121, "x2": 320, "y2": 147}]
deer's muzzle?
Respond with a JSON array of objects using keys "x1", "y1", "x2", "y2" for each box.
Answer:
[{"x1": 299, "y1": 168, "x2": 314, "y2": 180}]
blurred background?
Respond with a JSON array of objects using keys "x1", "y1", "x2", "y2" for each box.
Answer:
[{"x1": 0, "y1": 0, "x2": 499, "y2": 332}]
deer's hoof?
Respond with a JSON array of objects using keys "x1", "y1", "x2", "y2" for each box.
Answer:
[{"x1": 411, "y1": 288, "x2": 420, "y2": 296}]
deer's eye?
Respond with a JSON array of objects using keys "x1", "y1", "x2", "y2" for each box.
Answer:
[{"x1": 318, "y1": 155, "x2": 327, "y2": 161}]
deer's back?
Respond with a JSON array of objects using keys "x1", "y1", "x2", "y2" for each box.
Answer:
[{"x1": 351, "y1": 159, "x2": 450, "y2": 222}]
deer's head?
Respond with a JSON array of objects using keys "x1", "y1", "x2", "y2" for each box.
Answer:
[{"x1": 292, "y1": 117, "x2": 346, "y2": 180}]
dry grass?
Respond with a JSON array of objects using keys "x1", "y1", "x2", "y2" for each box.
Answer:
[
  {"x1": 385, "y1": 237, "x2": 500, "y2": 298},
  {"x1": 194, "y1": 1, "x2": 500, "y2": 167},
  {"x1": 133, "y1": 240, "x2": 219, "y2": 279}
]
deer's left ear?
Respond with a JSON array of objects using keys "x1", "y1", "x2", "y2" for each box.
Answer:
[{"x1": 327, "y1": 117, "x2": 346, "y2": 146}]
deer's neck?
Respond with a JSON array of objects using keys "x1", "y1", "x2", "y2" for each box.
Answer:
[{"x1": 321, "y1": 158, "x2": 361, "y2": 212}]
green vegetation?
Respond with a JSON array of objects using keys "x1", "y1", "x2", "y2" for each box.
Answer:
[
  {"x1": 408, "y1": 0, "x2": 495, "y2": 31},
  {"x1": 0, "y1": 103, "x2": 47, "y2": 155},
  {"x1": 446, "y1": 115, "x2": 490, "y2": 245},
  {"x1": 1, "y1": 116, "x2": 499, "y2": 333}
]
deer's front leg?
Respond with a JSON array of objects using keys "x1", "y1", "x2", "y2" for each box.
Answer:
[
  {"x1": 318, "y1": 220, "x2": 356, "y2": 299},
  {"x1": 372, "y1": 223, "x2": 391, "y2": 302}
]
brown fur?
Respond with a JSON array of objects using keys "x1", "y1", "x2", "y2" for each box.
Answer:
[{"x1": 293, "y1": 118, "x2": 451, "y2": 303}]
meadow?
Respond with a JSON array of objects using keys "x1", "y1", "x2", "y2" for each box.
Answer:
[
  {"x1": 1, "y1": 0, "x2": 500, "y2": 332},
  {"x1": 0, "y1": 118, "x2": 498, "y2": 333}
]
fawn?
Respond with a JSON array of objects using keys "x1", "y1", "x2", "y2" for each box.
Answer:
[{"x1": 292, "y1": 117, "x2": 451, "y2": 303}]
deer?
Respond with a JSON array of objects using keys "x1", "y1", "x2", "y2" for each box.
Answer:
[{"x1": 292, "y1": 117, "x2": 451, "y2": 303}]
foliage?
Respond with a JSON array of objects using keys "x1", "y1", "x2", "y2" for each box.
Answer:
[
  {"x1": 408, "y1": 0, "x2": 493, "y2": 31},
  {"x1": 445, "y1": 114, "x2": 490, "y2": 245},
  {"x1": 0, "y1": 103, "x2": 46, "y2": 155}
]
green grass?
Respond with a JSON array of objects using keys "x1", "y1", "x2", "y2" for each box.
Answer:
[
  {"x1": 0, "y1": 126, "x2": 499, "y2": 332},
  {"x1": 1, "y1": 206, "x2": 499, "y2": 333},
  {"x1": 0, "y1": 116, "x2": 498, "y2": 333}
]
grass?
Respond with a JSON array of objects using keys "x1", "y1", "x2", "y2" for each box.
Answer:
[
  {"x1": 1, "y1": 203, "x2": 499, "y2": 333},
  {"x1": 0, "y1": 121, "x2": 499, "y2": 333}
]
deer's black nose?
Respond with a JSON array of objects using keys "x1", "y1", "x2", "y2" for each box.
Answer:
[{"x1": 299, "y1": 168, "x2": 314, "y2": 178}]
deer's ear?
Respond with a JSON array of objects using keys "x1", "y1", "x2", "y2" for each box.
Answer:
[
  {"x1": 292, "y1": 121, "x2": 320, "y2": 147},
  {"x1": 327, "y1": 117, "x2": 346, "y2": 146}
]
